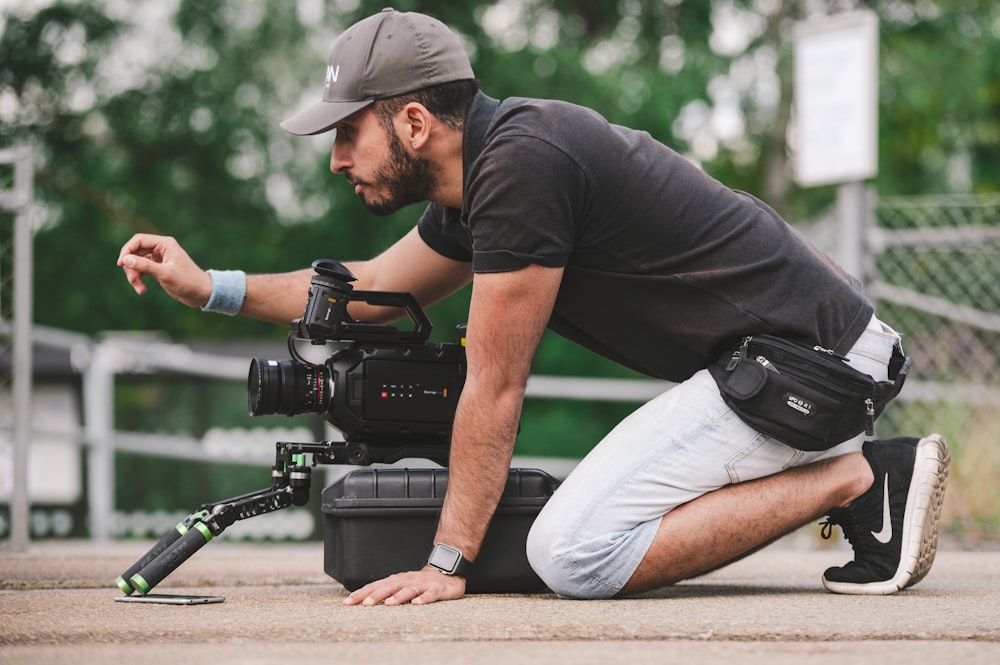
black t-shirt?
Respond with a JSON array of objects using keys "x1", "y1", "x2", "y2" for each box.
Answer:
[{"x1": 418, "y1": 93, "x2": 874, "y2": 382}]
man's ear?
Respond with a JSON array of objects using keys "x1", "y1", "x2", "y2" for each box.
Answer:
[{"x1": 400, "y1": 102, "x2": 431, "y2": 149}]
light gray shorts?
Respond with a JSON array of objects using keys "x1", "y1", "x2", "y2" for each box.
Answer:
[{"x1": 525, "y1": 315, "x2": 901, "y2": 598}]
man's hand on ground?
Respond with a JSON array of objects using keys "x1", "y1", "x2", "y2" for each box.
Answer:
[{"x1": 342, "y1": 567, "x2": 466, "y2": 606}]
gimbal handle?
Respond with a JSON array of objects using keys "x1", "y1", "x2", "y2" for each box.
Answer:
[
  {"x1": 114, "y1": 511, "x2": 208, "y2": 594},
  {"x1": 129, "y1": 522, "x2": 215, "y2": 595},
  {"x1": 115, "y1": 448, "x2": 312, "y2": 596}
]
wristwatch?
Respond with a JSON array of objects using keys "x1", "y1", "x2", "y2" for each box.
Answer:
[{"x1": 427, "y1": 543, "x2": 473, "y2": 577}]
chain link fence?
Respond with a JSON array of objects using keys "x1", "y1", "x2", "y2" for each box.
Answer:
[{"x1": 868, "y1": 194, "x2": 1000, "y2": 540}]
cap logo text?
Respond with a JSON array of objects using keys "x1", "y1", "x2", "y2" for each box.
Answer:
[{"x1": 325, "y1": 65, "x2": 340, "y2": 87}]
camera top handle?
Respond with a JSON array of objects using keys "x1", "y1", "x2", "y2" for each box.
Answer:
[{"x1": 295, "y1": 258, "x2": 433, "y2": 345}]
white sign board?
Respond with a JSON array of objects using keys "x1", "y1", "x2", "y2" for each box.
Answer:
[{"x1": 794, "y1": 11, "x2": 879, "y2": 187}]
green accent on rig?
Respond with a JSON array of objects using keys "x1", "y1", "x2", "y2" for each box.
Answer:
[
  {"x1": 130, "y1": 573, "x2": 150, "y2": 596},
  {"x1": 115, "y1": 575, "x2": 134, "y2": 595}
]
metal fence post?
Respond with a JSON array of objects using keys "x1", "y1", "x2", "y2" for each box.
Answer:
[
  {"x1": 83, "y1": 340, "x2": 116, "y2": 541},
  {"x1": 836, "y1": 181, "x2": 868, "y2": 281},
  {"x1": 1, "y1": 143, "x2": 33, "y2": 552}
]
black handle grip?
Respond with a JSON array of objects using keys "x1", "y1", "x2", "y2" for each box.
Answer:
[
  {"x1": 350, "y1": 290, "x2": 431, "y2": 342},
  {"x1": 129, "y1": 522, "x2": 214, "y2": 595},
  {"x1": 114, "y1": 520, "x2": 191, "y2": 594}
]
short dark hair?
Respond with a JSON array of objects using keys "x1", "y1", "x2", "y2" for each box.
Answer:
[{"x1": 371, "y1": 79, "x2": 481, "y2": 133}]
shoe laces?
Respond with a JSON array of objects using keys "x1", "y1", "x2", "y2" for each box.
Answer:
[
  {"x1": 820, "y1": 509, "x2": 846, "y2": 541},
  {"x1": 821, "y1": 507, "x2": 874, "y2": 557}
]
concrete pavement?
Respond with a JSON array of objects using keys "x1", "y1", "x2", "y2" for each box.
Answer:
[{"x1": 1, "y1": 539, "x2": 998, "y2": 664}]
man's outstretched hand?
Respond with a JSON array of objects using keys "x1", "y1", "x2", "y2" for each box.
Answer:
[{"x1": 117, "y1": 234, "x2": 212, "y2": 308}]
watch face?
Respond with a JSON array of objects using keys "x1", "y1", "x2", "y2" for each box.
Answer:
[{"x1": 428, "y1": 544, "x2": 461, "y2": 573}]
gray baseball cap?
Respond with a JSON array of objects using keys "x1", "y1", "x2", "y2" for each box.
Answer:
[{"x1": 280, "y1": 8, "x2": 475, "y2": 136}]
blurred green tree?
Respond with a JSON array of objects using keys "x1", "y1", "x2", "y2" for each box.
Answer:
[
  {"x1": 3, "y1": 0, "x2": 996, "y2": 340},
  {"x1": 2, "y1": 0, "x2": 998, "y2": 463}
]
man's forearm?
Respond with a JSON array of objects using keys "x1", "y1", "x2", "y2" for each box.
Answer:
[
  {"x1": 432, "y1": 384, "x2": 523, "y2": 562},
  {"x1": 240, "y1": 270, "x2": 315, "y2": 325}
]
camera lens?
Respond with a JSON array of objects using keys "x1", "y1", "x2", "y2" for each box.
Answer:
[{"x1": 248, "y1": 358, "x2": 331, "y2": 417}]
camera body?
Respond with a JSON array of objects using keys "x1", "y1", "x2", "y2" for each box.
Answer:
[
  {"x1": 319, "y1": 341, "x2": 466, "y2": 445},
  {"x1": 248, "y1": 259, "x2": 466, "y2": 465}
]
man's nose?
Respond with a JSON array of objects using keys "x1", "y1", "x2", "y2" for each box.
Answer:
[{"x1": 330, "y1": 140, "x2": 350, "y2": 174}]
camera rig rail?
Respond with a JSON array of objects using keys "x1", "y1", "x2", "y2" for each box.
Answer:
[{"x1": 115, "y1": 259, "x2": 467, "y2": 596}]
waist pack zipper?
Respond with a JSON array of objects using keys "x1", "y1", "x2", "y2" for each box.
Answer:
[
  {"x1": 726, "y1": 336, "x2": 752, "y2": 371},
  {"x1": 812, "y1": 344, "x2": 849, "y2": 362}
]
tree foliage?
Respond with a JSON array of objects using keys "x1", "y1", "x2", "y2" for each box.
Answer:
[
  {"x1": 2, "y1": 0, "x2": 997, "y2": 345},
  {"x1": 2, "y1": 0, "x2": 997, "y2": 487}
]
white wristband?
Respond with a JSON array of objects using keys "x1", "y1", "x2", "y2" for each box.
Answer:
[{"x1": 201, "y1": 269, "x2": 247, "y2": 316}]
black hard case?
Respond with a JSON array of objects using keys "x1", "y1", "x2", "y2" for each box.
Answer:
[{"x1": 321, "y1": 467, "x2": 558, "y2": 593}]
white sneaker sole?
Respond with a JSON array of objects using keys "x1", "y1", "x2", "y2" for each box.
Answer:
[{"x1": 823, "y1": 433, "x2": 950, "y2": 595}]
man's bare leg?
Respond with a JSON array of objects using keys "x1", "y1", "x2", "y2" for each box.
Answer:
[{"x1": 619, "y1": 451, "x2": 874, "y2": 595}]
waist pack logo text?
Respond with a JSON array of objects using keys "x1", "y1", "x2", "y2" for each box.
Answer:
[{"x1": 783, "y1": 393, "x2": 814, "y2": 417}]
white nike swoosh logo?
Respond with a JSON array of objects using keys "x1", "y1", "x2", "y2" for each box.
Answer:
[{"x1": 871, "y1": 473, "x2": 892, "y2": 544}]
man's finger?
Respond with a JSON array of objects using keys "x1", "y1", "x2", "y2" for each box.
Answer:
[
  {"x1": 117, "y1": 233, "x2": 160, "y2": 265},
  {"x1": 384, "y1": 583, "x2": 424, "y2": 607},
  {"x1": 343, "y1": 575, "x2": 423, "y2": 606},
  {"x1": 120, "y1": 253, "x2": 163, "y2": 281},
  {"x1": 342, "y1": 580, "x2": 386, "y2": 606}
]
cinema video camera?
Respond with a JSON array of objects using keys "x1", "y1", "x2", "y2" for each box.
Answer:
[{"x1": 115, "y1": 259, "x2": 467, "y2": 596}]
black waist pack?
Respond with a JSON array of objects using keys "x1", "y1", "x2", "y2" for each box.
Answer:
[{"x1": 707, "y1": 334, "x2": 911, "y2": 452}]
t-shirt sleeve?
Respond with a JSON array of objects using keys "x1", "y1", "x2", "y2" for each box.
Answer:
[
  {"x1": 417, "y1": 203, "x2": 473, "y2": 262},
  {"x1": 464, "y1": 134, "x2": 586, "y2": 273}
]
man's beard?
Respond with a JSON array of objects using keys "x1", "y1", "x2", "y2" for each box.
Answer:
[{"x1": 358, "y1": 131, "x2": 437, "y2": 216}]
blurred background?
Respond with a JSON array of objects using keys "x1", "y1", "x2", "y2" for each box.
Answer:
[{"x1": 1, "y1": 0, "x2": 998, "y2": 548}]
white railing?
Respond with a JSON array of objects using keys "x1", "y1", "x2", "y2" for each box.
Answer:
[
  {"x1": 9, "y1": 320, "x2": 992, "y2": 542},
  {"x1": 73, "y1": 333, "x2": 673, "y2": 540}
]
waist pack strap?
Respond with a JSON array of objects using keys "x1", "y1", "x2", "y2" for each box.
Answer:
[{"x1": 877, "y1": 343, "x2": 911, "y2": 404}]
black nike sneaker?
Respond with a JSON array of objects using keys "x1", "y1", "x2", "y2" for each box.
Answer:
[{"x1": 820, "y1": 434, "x2": 950, "y2": 595}]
